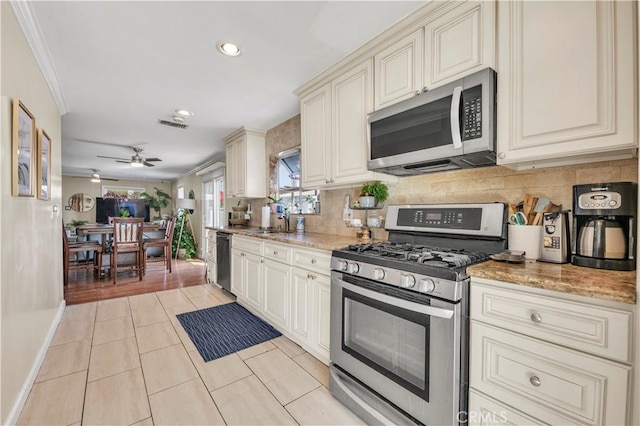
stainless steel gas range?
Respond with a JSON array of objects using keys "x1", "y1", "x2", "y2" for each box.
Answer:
[{"x1": 329, "y1": 203, "x2": 507, "y2": 425}]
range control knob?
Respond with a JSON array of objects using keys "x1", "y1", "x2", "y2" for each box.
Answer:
[
  {"x1": 337, "y1": 260, "x2": 348, "y2": 272},
  {"x1": 347, "y1": 262, "x2": 360, "y2": 274},
  {"x1": 372, "y1": 268, "x2": 385, "y2": 280},
  {"x1": 400, "y1": 273, "x2": 416, "y2": 289},
  {"x1": 418, "y1": 278, "x2": 436, "y2": 293}
]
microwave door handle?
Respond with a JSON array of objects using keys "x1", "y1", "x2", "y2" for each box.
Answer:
[{"x1": 450, "y1": 85, "x2": 463, "y2": 150}]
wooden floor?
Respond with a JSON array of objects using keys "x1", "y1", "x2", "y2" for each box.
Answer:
[{"x1": 64, "y1": 258, "x2": 208, "y2": 305}]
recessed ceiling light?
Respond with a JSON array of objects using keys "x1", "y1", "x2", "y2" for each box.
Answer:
[
  {"x1": 175, "y1": 109, "x2": 194, "y2": 116},
  {"x1": 172, "y1": 115, "x2": 185, "y2": 123},
  {"x1": 216, "y1": 41, "x2": 241, "y2": 57}
]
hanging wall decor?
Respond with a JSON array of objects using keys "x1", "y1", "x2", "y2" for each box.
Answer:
[
  {"x1": 37, "y1": 128, "x2": 51, "y2": 200},
  {"x1": 12, "y1": 99, "x2": 36, "y2": 197}
]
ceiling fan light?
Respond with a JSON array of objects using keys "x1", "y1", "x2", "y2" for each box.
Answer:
[
  {"x1": 174, "y1": 109, "x2": 194, "y2": 116},
  {"x1": 172, "y1": 115, "x2": 185, "y2": 123},
  {"x1": 91, "y1": 174, "x2": 101, "y2": 183},
  {"x1": 131, "y1": 159, "x2": 144, "y2": 168}
]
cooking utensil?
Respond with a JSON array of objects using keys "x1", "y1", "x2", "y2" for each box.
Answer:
[{"x1": 509, "y1": 211, "x2": 528, "y2": 225}]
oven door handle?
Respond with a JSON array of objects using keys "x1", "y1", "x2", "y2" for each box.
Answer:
[{"x1": 341, "y1": 281, "x2": 454, "y2": 319}]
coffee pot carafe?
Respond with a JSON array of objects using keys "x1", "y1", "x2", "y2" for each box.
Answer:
[{"x1": 572, "y1": 182, "x2": 637, "y2": 271}]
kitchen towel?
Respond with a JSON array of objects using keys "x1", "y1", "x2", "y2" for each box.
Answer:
[
  {"x1": 261, "y1": 205, "x2": 271, "y2": 229},
  {"x1": 176, "y1": 302, "x2": 281, "y2": 362}
]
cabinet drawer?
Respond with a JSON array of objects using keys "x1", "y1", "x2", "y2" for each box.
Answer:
[
  {"x1": 206, "y1": 229, "x2": 217, "y2": 242},
  {"x1": 232, "y1": 235, "x2": 263, "y2": 255},
  {"x1": 263, "y1": 241, "x2": 292, "y2": 264},
  {"x1": 470, "y1": 321, "x2": 630, "y2": 426},
  {"x1": 293, "y1": 247, "x2": 331, "y2": 275},
  {"x1": 468, "y1": 390, "x2": 548, "y2": 426},
  {"x1": 471, "y1": 281, "x2": 633, "y2": 364}
]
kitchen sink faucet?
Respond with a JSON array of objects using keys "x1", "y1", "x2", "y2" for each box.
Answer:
[{"x1": 278, "y1": 210, "x2": 290, "y2": 233}]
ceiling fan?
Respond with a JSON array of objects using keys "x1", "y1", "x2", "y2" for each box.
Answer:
[
  {"x1": 89, "y1": 169, "x2": 118, "y2": 182},
  {"x1": 97, "y1": 147, "x2": 162, "y2": 167}
]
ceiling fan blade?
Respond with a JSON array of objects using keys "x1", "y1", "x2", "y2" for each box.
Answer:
[
  {"x1": 144, "y1": 158, "x2": 162, "y2": 162},
  {"x1": 98, "y1": 155, "x2": 129, "y2": 161},
  {"x1": 143, "y1": 161, "x2": 156, "y2": 167},
  {"x1": 115, "y1": 160, "x2": 131, "y2": 164},
  {"x1": 102, "y1": 177, "x2": 120, "y2": 181}
]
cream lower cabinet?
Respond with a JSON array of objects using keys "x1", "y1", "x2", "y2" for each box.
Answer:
[
  {"x1": 205, "y1": 229, "x2": 217, "y2": 284},
  {"x1": 469, "y1": 278, "x2": 633, "y2": 425},
  {"x1": 231, "y1": 236, "x2": 332, "y2": 363},
  {"x1": 230, "y1": 235, "x2": 264, "y2": 307},
  {"x1": 496, "y1": 0, "x2": 637, "y2": 169},
  {"x1": 262, "y1": 258, "x2": 291, "y2": 332}
]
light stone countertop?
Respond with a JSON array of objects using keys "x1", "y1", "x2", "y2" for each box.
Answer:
[
  {"x1": 467, "y1": 260, "x2": 637, "y2": 305},
  {"x1": 206, "y1": 227, "x2": 373, "y2": 251},
  {"x1": 207, "y1": 227, "x2": 637, "y2": 304}
]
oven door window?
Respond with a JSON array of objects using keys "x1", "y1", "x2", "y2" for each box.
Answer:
[{"x1": 342, "y1": 288, "x2": 429, "y2": 401}]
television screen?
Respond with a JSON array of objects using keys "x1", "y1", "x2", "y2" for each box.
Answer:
[{"x1": 95, "y1": 198, "x2": 150, "y2": 223}]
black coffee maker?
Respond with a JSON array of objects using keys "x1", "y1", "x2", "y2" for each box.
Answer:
[{"x1": 572, "y1": 182, "x2": 637, "y2": 271}]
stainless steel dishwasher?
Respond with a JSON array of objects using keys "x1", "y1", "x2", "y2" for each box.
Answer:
[{"x1": 216, "y1": 232, "x2": 232, "y2": 293}]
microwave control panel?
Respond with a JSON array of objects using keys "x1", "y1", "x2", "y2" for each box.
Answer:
[{"x1": 463, "y1": 85, "x2": 482, "y2": 141}]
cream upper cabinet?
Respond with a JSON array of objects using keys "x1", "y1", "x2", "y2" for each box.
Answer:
[
  {"x1": 224, "y1": 127, "x2": 267, "y2": 198},
  {"x1": 300, "y1": 84, "x2": 331, "y2": 188},
  {"x1": 374, "y1": 29, "x2": 424, "y2": 110},
  {"x1": 300, "y1": 59, "x2": 394, "y2": 189},
  {"x1": 496, "y1": 0, "x2": 637, "y2": 169},
  {"x1": 424, "y1": 0, "x2": 495, "y2": 88},
  {"x1": 331, "y1": 59, "x2": 378, "y2": 186}
]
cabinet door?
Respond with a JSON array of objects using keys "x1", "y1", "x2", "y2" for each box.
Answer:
[
  {"x1": 424, "y1": 1, "x2": 495, "y2": 88},
  {"x1": 331, "y1": 59, "x2": 377, "y2": 185},
  {"x1": 374, "y1": 29, "x2": 423, "y2": 110},
  {"x1": 230, "y1": 249, "x2": 244, "y2": 298},
  {"x1": 300, "y1": 84, "x2": 331, "y2": 188},
  {"x1": 263, "y1": 259, "x2": 291, "y2": 331},
  {"x1": 226, "y1": 139, "x2": 246, "y2": 198},
  {"x1": 225, "y1": 141, "x2": 237, "y2": 197},
  {"x1": 496, "y1": 1, "x2": 636, "y2": 168},
  {"x1": 243, "y1": 252, "x2": 263, "y2": 312},
  {"x1": 291, "y1": 268, "x2": 313, "y2": 345},
  {"x1": 468, "y1": 390, "x2": 546, "y2": 426},
  {"x1": 313, "y1": 273, "x2": 331, "y2": 360}
]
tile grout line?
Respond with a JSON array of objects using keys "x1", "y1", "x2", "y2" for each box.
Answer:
[
  {"x1": 130, "y1": 296, "x2": 155, "y2": 426},
  {"x1": 79, "y1": 305, "x2": 98, "y2": 425}
]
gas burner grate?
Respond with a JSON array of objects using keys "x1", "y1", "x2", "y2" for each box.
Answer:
[{"x1": 346, "y1": 242, "x2": 490, "y2": 268}]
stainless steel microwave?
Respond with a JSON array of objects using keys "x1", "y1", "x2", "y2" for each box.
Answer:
[{"x1": 368, "y1": 68, "x2": 496, "y2": 176}]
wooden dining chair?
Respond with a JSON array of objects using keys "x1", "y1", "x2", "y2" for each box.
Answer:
[
  {"x1": 110, "y1": 217, "x2": 144, "y2": 284},
  {"x1": 62, "y1": 222, "x2": 103, "y2": 286},
  {"x1": 143, "y1": 216, "x2": 176, "y2": 273}
]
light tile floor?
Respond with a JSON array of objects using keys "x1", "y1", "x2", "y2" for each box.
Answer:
[{"x1": 17, "y1": 284, "x2": 365, "y2": 425}]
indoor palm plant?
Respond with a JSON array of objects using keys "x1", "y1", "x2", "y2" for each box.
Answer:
[
  {"x1": 140, "y1": 187, "x2": 172, "y2": 220},
  {"x1": 359, "y1": 181, "x2": 389, "y2": 207}
]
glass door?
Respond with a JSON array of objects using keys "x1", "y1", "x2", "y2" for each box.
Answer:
[
  {"x1": 342, "y1": 287, "x2": 430, "y2": 400},
  {"x1": 201, "y1": 173, "x2": 225, "y2": 257}
]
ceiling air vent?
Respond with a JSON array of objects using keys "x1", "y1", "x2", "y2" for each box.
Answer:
[{"x1": 157, "y1": 119, "x2": 188, "y2": 129}]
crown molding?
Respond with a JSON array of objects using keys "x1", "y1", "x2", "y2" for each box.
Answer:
[{"x1": 10, "y1": 0, "x2": 69, "y2": 115}]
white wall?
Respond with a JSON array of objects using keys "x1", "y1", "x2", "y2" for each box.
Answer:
[{"x1": 0, "y1": 2, "x2": 64, "y2": 423}]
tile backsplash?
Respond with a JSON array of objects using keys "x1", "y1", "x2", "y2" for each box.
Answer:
[{"x1": 246, "y1": 115, "x2": 638, "y2": 240}]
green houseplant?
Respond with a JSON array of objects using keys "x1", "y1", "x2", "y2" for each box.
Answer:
[
  {"x1": 140, "y1": 187, "x2": 172, "y2": 220},
  {"x1": 172, "y1": 210, "x2": 197, "y2": 259},
  {"x1": 359, "y1": 181, "x2": 389, "y2": 207}
]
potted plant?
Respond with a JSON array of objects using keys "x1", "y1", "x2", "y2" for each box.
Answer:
[
  {"x1": 140, "y1": 187, "x2": 172, "y2": 221},
  {"x1": 359, "y1": 181, "x2": 389, "y2": 207},
  {"x1": 172, "y1": 211, "x2": 197, "y2": 259},
  {"x1": 267, "y1": 193, "x2": 283, "y2": 214}
]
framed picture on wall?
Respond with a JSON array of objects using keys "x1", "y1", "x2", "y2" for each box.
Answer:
[
  {"x1": 12, "y1": 99, "x2": 36, "y2": 197},
  {"x1": 37, "y1": 128, "x2": 51, "y2": 200}
]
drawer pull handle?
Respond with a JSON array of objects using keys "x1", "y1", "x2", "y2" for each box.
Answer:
[
  {"x1": 274, "y1": 251, "x2": 278, "y2": 255},
  {"x1": 530, "y1": 313, "x2": 542, "y2": 323},
  {"x1": 311, "y1": 259, "x2": 317, "y2": 264},
  {"x1": 529, "y1": 376, "x2": 541, "y2": 387}
]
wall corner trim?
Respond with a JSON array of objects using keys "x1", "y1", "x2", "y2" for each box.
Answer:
[
  {"x1": 3, "y1": 299, "x2": 66, "y2": 425},
  {"x1": 9, "y1": 0, "x2": 70, "y2": 115}
]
